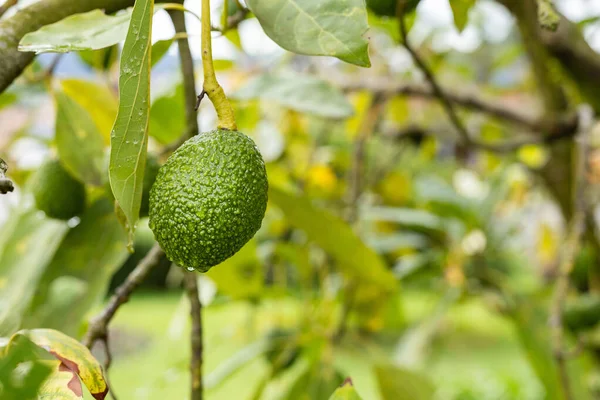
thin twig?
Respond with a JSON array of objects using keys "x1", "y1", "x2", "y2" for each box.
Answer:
[
  {"x1": 549, "y1": 105, "x2": 594, "y2": 400},
  {"x1": 184, "y1": 272, "x2": 204, "y2": 400},
  {"x1": 0, "y1": 0, "x2": 17, "y2": 19},
  {"x1": 335, "y1": 77, "x2": 578, "y2": 137},
  {"x1": 212, "y1": 7, "x2": 249, "y2": 34},
  {"x1": 83, "y1": 244, "x2": 165, "y2": 348},
  {"x1": 385, "y1": 118, "x2": 577, "y2": 154},
  {"x1": 169, "y1": 8, "x2": 204, "y2": 400},
  {"x1": 0, "y1": 157, "x2": 14, "y2": 194},
  {"x1": 396, "y1": 1, "x2": 472, "y2": 147}
]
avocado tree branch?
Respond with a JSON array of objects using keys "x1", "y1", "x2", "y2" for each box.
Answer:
[
  {"x1": 0, "y1": 0, "x2": 17, "y2": 19},
  {"x1": 184, "y1": 273, "x2": 204, "y2": 400},
  {"x1": 0, "y1": 0, "x2": 180, "y2": 94},
  {"x1": 169, "y1": 8, "x2": 204, "y2": 400},
  {"x1": 549, "y1": 105, "x2": 594, "y2": 400},
  {"x1": 335, "y1": 77, "x2": 577, "y2": 136},
  {"x1": 385, "y1": 119, "x2": 576, "y2": 154},
  {"x1": 396, "y1": 1, "x2": 472, "y2": 148},
  {"x1": 0, "y1": 157, "x2": 14, "y2": 194}
]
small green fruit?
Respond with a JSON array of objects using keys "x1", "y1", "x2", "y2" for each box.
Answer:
[
  {"x1": 31, "y1": 160, "x2": 86, "y2": 220},
  {"x1": 149, "y1": 129, "x2": 268, "y2": 272}
]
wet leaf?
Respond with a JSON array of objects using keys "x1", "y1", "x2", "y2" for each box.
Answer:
[
  {"x1": 109, "y1": 0, "x2": 154, "y2": 246},
  {"x1": 246, "y1": 0, "x2": 371, "y2": 67},
  {"x1": 18, "y1": 6, "x2": 166, "y2": 53}
]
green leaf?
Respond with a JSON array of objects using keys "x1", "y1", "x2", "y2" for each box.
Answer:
[
  {"x1": 24, "y1": 199, "x2": 129, "y2": 336},
  {"x1": 206, "y1": 239, "x2": 262, "y2": 300},
  {"x1": 449, "y1": 0, "x2": 476, "y2": 32},
  {"x1": 18, "y1": 6, "x2": 167, "y2": 54},
  {"x1": 0, "y1": 208, "x2": 68, "y2": 336},
  {"x1": 61, "y1": 79, "x2": 118, "y2": 143},
  {"x1": 148, "y1": 82, "x2": 185, "y2": 145},
  {"x1": 19, "y1": 9, "x2": 133, "y2": 54},
  {"x1": 79, "y1": 45, "x2": 119, "y2": 72},
  {"x1": 374, "y1": 364, "x2": 434, "y2": 400},
  {"x1": 10, "y1": 329, "x2": 108, "y2": 399},
  {"x1": 37, "y1": 360, "x2": 83, "y2": 399},
  {"x1": 0, "y1": 337, "x2": 53, "y2": 400},
  {"x1": 151, "y1": 38, "x2": 173, "y2": 67},
  {"x1": 268, "y1": 186, "x2": 396, "y2": 292},
  {"x1": 245, "y1": 0, "x2": 371, "y2": 67},
  {"x1": 329, "y1": 379, "x2": 364, "y2": 400},
  {"x1": 232, "y1": 73, "x2": 354, "y2": 119},
  {"x1": 109, "y1": 0, "x2": 154, "y2": 246},
  {"x1": 54, "y1": 90, "x2": 106, "y2": 186},
  {"x1": 0, "y1": 92, "x2": 17, "y2": 110}
]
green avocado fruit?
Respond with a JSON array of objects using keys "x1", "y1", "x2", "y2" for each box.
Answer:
[
  {"x1": 149, "y1": 129, "x2": 268, "y2": 272},
  {"x1": 367, "y1": 0, "x2": 419, "y2": 17},
  {"x1": 31, "y1": 159, "x2": 86, "y2": 220}
]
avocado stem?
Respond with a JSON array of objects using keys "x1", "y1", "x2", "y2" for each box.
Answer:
[{"x1": 201, "y1": 0, "x2": 237, "y2": 131}]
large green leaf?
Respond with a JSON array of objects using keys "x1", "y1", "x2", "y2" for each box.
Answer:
[
  {"x1": 61, "y1": 79, "x2": 118, "y2": 143},
  {"x1": 246, "y1": 0, "x2": 371, "y2": 67},
  {"x1": 54, "y1": 89, "x2": 106, "y2": 186},
  {"x1": 0, "y1": 208, "x2": 68, "y2": 336},
  {"x1": 232, "y1": 73, "x2": 354, "y2": 119},
  {"x1": 19, "y1": 9, "x2": 133, "y2": 54},
  {"x1": 109, "y1": 0, "x2": 154, "y2": 246},
  {"x1": 10, "y1": 329, "x2": 108, "y2": 399},
  {"x1": 24, "y1": 199, "x2": 129, "y2": 336},
  {"x1": 268, "y1": 186, "x2": 396, "y2": 291}
]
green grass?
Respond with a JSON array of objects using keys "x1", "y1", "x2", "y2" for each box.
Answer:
[{"x1": 82, "y1": 290, "x2": 542, "y2": 400}]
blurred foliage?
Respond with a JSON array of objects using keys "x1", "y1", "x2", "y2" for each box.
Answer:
[{"x1": 2, "y1": 0, "x2": 600, "y2": 399}]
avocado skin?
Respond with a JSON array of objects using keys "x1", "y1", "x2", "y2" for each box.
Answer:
[
  {"x1": 32, "y1": 160, "x2": 86, "y2": 220},
  {"x1": 149, "y1": 129, "x2": 268, "y2": 272}
]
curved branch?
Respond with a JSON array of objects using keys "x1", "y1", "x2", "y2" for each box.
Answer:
[{"x1": 0, "y1": 0, "x2": 180, "y2": 94}]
